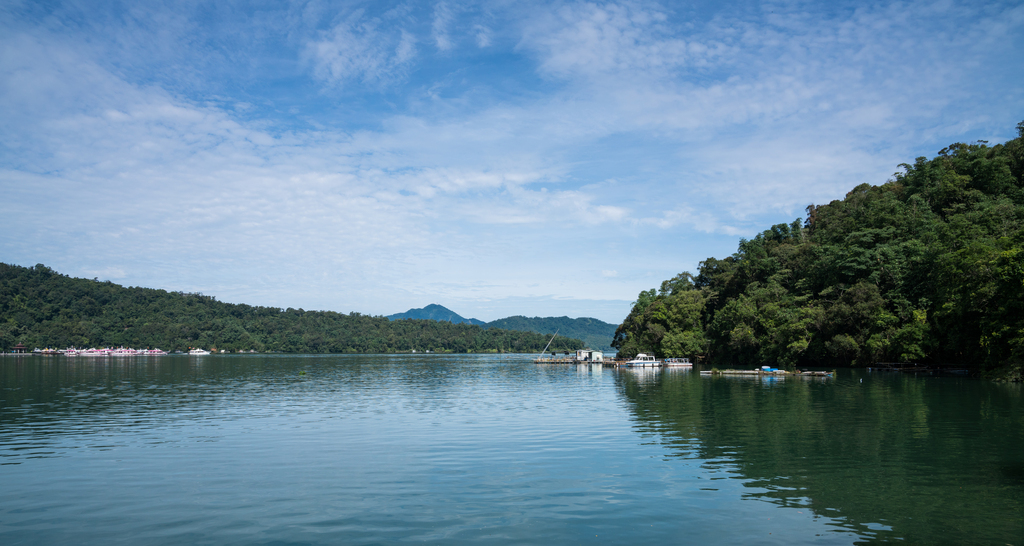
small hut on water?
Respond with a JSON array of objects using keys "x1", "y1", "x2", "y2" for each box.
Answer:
[{"x1": 575, "y1": 349, "x2": 603, "y2": 362}]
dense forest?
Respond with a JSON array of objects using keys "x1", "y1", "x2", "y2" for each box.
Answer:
[
  {"x1": 388, "y1": 305, "x2": 618, "y2": 351},
  {"x1": 485, "y1": 316, "x2": 617, "y2": 352},
  {"x1": 614, "y1": 122, "x2": 1024, "y2": 378},
  {"x1": 0, "y1": 264, "x2": 583, "y2": 354}
]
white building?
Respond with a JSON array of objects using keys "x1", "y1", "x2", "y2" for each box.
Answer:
[{"x1": 575, "y1": 349, "x2": 604, "y2": 362}]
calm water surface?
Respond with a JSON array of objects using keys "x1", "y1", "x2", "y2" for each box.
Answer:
[{"x1": 1, "y1": 354, "x2": 1021, "y2": 544}]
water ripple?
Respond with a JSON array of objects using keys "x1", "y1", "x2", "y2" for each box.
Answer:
[{"x1": 2, "y1": 356, "x2": 1022, "y2": 544}]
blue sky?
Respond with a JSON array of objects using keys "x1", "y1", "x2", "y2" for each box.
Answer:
[{"x1": 2, "y1": 0, "x2": 1023, "y2": 323}]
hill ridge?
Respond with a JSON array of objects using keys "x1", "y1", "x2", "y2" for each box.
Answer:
[
  {"x1": 386, "y1": 304, "x2": 485, "y2": 325},
  {"x1": 0, "y1": 264, "x2": 583, "y2": 354},
  {"x1": 388, "y1": 306, "x2": 618, "y2": 351}
]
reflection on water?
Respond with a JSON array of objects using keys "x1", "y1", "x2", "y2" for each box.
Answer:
[
  {"x1": 1, "y1": 355, "x2": 1022, "y2": 544},
  {"x1": 614, "y1": 366, "x2": 1024, "y2": 544}
]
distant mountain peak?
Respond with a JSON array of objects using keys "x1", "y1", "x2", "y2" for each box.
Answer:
[
  {"x1": 387, "y1": 307, "x2": 617, "y2": 351},
  {"x1": 386, "y1": 304, "x2": 485, "y2": 325}
]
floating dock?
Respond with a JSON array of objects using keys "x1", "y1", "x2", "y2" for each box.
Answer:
[
  {"x1": 699, "y1": 369, "x2": 834, "y2": 377},
  {"x1": 533, "y1": 357, "x2": 579, "y2": 364},
  {"x1": 534, "y1": 349, "x2": 608, "y2": 365},
  {"x1": 868, "y1": 362, "x2": 973, "y2": 375},
  {"x1": 533, "y1": 357, "x2": 646, "y2": 366}
]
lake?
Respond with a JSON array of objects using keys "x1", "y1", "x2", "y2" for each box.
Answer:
[{"x1": 1, "y1": 354, "x2": 1022, "y2": 544}]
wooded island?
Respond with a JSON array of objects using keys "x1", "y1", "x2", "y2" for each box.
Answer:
[{"x1": 614, "y1": 122, "x2": 1024, "y2": 381}]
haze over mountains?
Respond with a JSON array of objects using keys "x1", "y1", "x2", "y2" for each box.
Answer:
[{"x1": 388, "y1": 304, "x2": 618, "y2": 351}]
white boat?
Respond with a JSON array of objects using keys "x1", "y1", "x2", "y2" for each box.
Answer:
[
  {"x1": 79, "y1": 348, "x2": 112, "y2": 356},
  {"x1": 188, "y1": 348, "x2": 211, "y2": 355},
  {"x1": 664, "y1": 358, "x2": 692, "y2": 367},
  {"x1": 139, "y1": 348, "x2": 168, "y2": 356},
  {"x1": 624, "y1": 353, "x2": 661, "y2": 367},
  {"x1": 111, "y1": 347, "x2": 139, "y2": 356}
]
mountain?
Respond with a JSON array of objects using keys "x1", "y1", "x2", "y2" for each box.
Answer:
[
  {"x1": 484, "y1": 316, "x2": 618, "y2": 352},
  {"x1": 389, "y1": 305, "x2": 619, "y2": 352},
  {"x1": 0, "y1": 265, "x2": 583, "y2": 354},
  {"x1": 387, "y1": 304, "x2": 485, "y2": 325}
]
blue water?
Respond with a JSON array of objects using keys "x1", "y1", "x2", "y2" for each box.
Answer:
[{"x1": 1, "y1": 354, "x2": 1021, "y2": 544}]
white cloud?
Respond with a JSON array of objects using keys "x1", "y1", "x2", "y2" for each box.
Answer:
[
  {"x1": 520, "y1": 2, "x2": 692, "y2": 80},
  {"x1": 306, "y1": 10, "x2": 418, "y2": 87},
  {"x1": 503, "y1": 0, "x2": 1024, "y2": 232},
  {"x1": 473, "y1": 24, "x2": 492, "y2": 47},
  {"x1": 82, "y1": 267, "x2": 127, "y2": 280},
  {"x1": 2, "y1": 0, "x2": 1023, "y2": 323},
  {"x1": 432, "y1": 1, "x2": 455, "y2": 51}
]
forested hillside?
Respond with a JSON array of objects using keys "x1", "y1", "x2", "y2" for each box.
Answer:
[
  {"x1": 614, "y1": 122, "x2": 1024, "y2": 377},
  {"x1": 0, "y1": 264, "x2": 583, "y2": 354},
  {"x1": 484, "y1": 316, "x2": 617, "y2": 351},
  {"x1": 387, "y1": 304, "x2": 485, "y2": 325}
]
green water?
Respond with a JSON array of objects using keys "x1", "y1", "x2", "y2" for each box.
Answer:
[
  {"x1": 623, "y1": 368, "x2": 1024, "y2": 542},
  {"x1": 1, "y1": 355, "x2": 1021, "y2": 544}
]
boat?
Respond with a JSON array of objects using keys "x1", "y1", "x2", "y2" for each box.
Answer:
[
  {"x1": 624, "y1": 353, "x2": 661, "y2": 367},
  {"x1": 111, "y1": 347, "x2": 139, "y2": 356},
  {"x1": 139, "y1": 348, "x2": 168, "y2": 356},
  {"x1": 79, "y1": 348, "x2": 112, "y2": 356},
  {"x1": 664, "y1": 358, "x2": 692, "y2": 366},
  {"x1": 188, "y1": 348, "x2": 211, "y2": 355}
]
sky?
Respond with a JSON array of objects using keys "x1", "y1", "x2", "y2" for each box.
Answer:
[{"x1": 1, "y1": 0, "x2": 1023, "y2": 324}]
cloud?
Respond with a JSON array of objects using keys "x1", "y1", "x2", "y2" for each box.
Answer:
[
  {"x1": 473, "y1": 24, "x2": 492, "y2": 47},
  {"x1": 513, "y1": 0, "x2": 1020, "y2": 135},
  {"x1": 519, "y1": 2, "x2": 702, "y2": 81},
  {"x1": 432, "y1": 1, "x2": 455, "y2": 51},
  {"x1": 306, "y1": 9, "x2": 418, "y2": 87},
  {"x1": 82, "y1": 267, "x2": 127, "y2": 280},
  {"x1": 2, "y1": 0, "x2": 1023, "y2": 323},
  {"x1": 504, "y1": 0, "x2": 1024, "y2": 226},
  {"x1": 0, "y1": 23, "x2": 651, "y2": 316}
]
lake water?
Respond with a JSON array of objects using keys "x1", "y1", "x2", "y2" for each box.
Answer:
[{"x1": 1, "y1": 354, "x2": 1022, "y2": 544}]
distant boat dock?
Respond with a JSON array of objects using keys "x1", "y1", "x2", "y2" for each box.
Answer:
[
  {"x1": 534, "y1": 349, "x2": 605, "y2": 365},
  {"x1": 533, "y1": 350, "x2": 695, "y2": 368},
  {"x1": 533, "y1": 353, "x2": 833, "y2": 377},
  {"x1": 700, "y1": 368, "x2": 834, "y2": 377}
]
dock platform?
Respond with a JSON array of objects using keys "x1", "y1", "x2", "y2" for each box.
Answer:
[{"x1": 699, "y1": 369, "x2": 834, "y2": 377}]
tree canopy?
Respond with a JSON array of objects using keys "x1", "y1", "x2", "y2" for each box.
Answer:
[
  {"x1": 614, "y1": 122, "x2": 1024, "y2": 376},
  {"x1": 484, "y1": 315, "x2": 618, "y2": 351},
  {"x1": 0, "y1": 264, "x2": 583, "y2": 354}
]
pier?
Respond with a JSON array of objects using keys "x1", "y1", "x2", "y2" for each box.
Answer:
[{"x1": 699, "y1": 369, "x2": 834, "y2": 377}]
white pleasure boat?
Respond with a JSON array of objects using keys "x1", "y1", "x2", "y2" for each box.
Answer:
[
  {"x1": 624, "y1": 353, "x2": 661, "y2": 367},
  {"x1": 139, "y1": 348, "x2": 168, "y2": 355},
  {"x1": 111, "y1": 347, "x2": 139, "y2": 356}
]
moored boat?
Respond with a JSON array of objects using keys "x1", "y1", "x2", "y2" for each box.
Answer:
[
  {"x1": 663, "y1": 358, "x2": 692, "y2": 366},
  {"x1": 188, "y1": 348, "x2": 211, "y2": 355},
  {"x1": 139, "y1": 348, "x2": 168, "y2": 356},
  {"x1": 111, "y1": 347, "x2": 139, "y2": 356},
  {"x1": 79, "y1": 348, "x2": 112, "y2": 356},
  {"x1": 624, "y1": 353, "x2": 661, "y2": 367}
]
